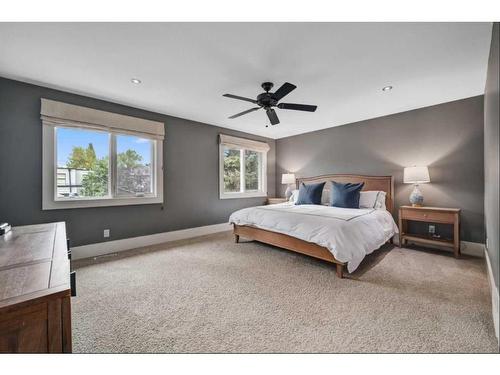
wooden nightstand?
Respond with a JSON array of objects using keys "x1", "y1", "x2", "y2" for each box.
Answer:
[
  {"x1": 399, "y1": 206, "x2": 461, "y2": 257},
  {"x1": 267, "y1": 197, "x2": 288, "y2": 205}
]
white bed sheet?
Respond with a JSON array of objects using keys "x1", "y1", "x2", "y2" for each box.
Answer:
[{"x1": 229, "y1": 202, "x2": 399, "y2": 273}]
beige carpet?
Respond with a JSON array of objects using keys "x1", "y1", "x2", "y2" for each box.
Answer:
[{"x1": 72, "y1": 232, "x2": 498, "y2": 353}]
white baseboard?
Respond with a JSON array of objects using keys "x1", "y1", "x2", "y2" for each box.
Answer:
[
  {"x1": 485, "y1": 248, "x2": 500, "y2": 343},
  {"x1": 461, "y1": 241, "x2": 486, "y2": 258},
  {"x1": 72, "y1": 222, "x2": 232, "y2": 260}
]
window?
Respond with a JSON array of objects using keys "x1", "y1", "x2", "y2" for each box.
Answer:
[
  {"x1": 56, "y1": 127, "x2": 109, "y2": 199},
  {"x1": 116, "y1": 134, "x2": 155, "y2": 197},
  {"x1": 42, "y1": 99, "x2": 164, "y2": 209},
  {"x1": 54, "y1": 129, "x2": 155, "y2": 201},
  {"x1": 219, "y1": 134, "x2": 269, "y2": 199}
]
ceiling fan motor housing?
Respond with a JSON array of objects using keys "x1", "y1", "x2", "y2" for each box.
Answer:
[
  {"x1": 258, "y1": 81, "x2": 280, "y2": 108},
  {"x1": 257, "y1": 92, "x2": 278, "y2": 108}
]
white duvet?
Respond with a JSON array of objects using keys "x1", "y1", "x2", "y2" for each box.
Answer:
[{"x1": 229, "y1": 202, "x2": 399, "y2": 273}]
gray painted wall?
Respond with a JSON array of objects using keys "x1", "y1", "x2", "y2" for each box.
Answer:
[
  {"x1": 484, "y1": 22, "x2": 499, "y2": 290},
  {"x1": 0, "y1": 77, "x2": 276, "y2": 246},
  {"x1": 276, "y1": 96, "x2": 485, "y2": 243},
  {"x1": 0, "y1": 78, "x2": 488, "y2": 247}
]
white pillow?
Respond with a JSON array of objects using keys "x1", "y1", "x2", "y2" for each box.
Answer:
[
  {"x1": 375, "y1": 191, "x2": 387, "y2": 210},
  {"x1": 321, "y1": 188, "x2": 330, "y2": 205},
  {"x1": 289, "y1": 189, "x2": 299, "y2": 203},
  {"x1": 359, "y1": 191, "x2": 386, "y2": 210}
]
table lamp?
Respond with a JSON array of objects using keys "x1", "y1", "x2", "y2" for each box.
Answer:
[
  {"x1": 281, "y1": 173, "x2": 296, "y2": 200},
  {"x1": 403, "y1": 166, "x2": 430, "y2": 207}
]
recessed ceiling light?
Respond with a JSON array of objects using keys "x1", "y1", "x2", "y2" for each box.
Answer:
[
  {"x1": 382, "y1": 85, "x2": 393, "y2": 92},
  {"x1": 131, "y1": 78, "x2": 142, "y2": 84}
]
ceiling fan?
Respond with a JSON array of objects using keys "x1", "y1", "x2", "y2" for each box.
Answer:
[{"x1": 223, "y1": 82, "x2": 317, "y2": 127}]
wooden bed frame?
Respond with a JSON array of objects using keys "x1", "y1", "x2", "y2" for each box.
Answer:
[{"x1": 233, "y1": 174, "x2": 394, "y2": 278}]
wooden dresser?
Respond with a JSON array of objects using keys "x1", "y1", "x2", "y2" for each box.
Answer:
[{"x1": 0, "y1": 222, "x2": 72, "y2": 353}]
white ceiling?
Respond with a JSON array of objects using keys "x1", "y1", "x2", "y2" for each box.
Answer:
[{"x1": 0, "y1": 23, "x2": 492, "y2": 139}]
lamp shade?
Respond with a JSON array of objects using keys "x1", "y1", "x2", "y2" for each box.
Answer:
[
  {"x1": 404, "y1": 166, "x2": 430, "y2": 184},
  {"x1": 281, "y1": 173, "x2": 296, "y2": 185}
]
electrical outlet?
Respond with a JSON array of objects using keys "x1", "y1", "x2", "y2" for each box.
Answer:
[
  {"x1": 428, "y1": 225, "x2": 436, "y2": 235},
  {"x1": 103, "y1": 229, "x2": 110, "y2": 238}
]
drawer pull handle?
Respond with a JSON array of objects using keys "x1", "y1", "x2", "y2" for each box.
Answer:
[{"x1": 70, "y1": 271, "x2": 76, "y2": 297}]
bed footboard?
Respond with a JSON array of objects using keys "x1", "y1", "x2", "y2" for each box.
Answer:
[{"x1": 233, "y1": 224, "x2": 344, "y2": 278}]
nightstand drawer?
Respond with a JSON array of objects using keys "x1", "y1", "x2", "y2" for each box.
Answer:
[{"x1": 401, "y1": 209, "x2": 455, "y2": 224}]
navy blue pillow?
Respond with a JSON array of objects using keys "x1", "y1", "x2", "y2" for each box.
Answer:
[
  {"x1": 330, "y1": 181, "x2": 365, "y2": 208},
  {"x1": 295, "y1": 182, "x2": 326, "y2": 205}
]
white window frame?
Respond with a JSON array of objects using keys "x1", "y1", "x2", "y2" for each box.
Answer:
[
  {"x1": 219, "y1": 134, "x2": 269, "y2": 199},
  {"x1": 41, "y1": 99, "x2": 164, "y2": 210}
]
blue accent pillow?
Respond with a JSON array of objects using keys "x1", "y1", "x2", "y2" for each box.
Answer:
[
  {"x1": 295, "y1": 182, "x2": 326, "y2": 205},
  {"x1": 330, "y1": 181, "x2": 365, "y2": 208}
]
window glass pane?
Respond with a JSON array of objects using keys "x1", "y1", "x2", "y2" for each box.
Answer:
[
  {"x1": 245, "y1": 150, "x2": 260, "y2": 191},
  {"x1": 116, "y1": 135, "x2": 154, "y2": 197},
  {"x1": 56, "y1": 127, "x2": 109, "y2": 198},
  {"x1": 223, "y1": 147, "x2": 241, "y2": 192}
]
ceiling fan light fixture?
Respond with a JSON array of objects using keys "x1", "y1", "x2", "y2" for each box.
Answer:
[
  {"x1": 382, "y1": 85, "x2": 393, "y2": 92},
  {"x1": 131, "y1": 78, "x2": 142, "y2": 84}
]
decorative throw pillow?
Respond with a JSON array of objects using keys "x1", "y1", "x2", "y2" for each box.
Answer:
[
  {"x1": 295, "y1": 182, "x2": 326, "y2": 205},
  {"x1": 359, "y1": 191, "x2": 387, "y2": 209},
  {"x1": 330, "y1": 181, "x2": 365, "y2": 208}
]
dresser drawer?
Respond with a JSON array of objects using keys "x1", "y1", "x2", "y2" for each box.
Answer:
[{"x1": 401, "y1": 209, "x2": 455, "y2": 223}]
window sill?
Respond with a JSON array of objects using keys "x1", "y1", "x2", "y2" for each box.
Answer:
[
  {"x1": 219, "y1": 192, "x2": 267, "y2": 200},
  {"x1": 42, "y1": 195, "x2": 163, "y2": 210}
]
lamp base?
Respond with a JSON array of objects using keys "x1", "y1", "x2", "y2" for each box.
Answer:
[
  {"x1": 409, "y1": 184, "x2": 424, "y2": 206},
  {"x1": 284, "y1": 185, "x2": 294, "y2": 200}
]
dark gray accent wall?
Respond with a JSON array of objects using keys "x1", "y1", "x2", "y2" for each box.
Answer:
[
  {"x1": 276, "y1": 96, "x2": 485, "y2": 243},
  {"x1": 0, "y1": 77, "x2": 276, "y2": 246},
  {"x1": 484, "y1": 22, "x2": 499, "y2": 290}
]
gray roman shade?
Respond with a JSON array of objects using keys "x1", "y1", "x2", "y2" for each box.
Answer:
[
  {"x1": 40, "y1": 98, "x2": 165, "y2": 140},
  {"x1": 219, "y1": 134, "x2": 270, "y2": 152}
]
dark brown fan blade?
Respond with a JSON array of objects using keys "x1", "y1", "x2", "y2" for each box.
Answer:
[
  {"x1": 272, "y1": 82, "x2": 297, "y2": 101},
  {"x1": 223, "y1": 93, "x2": 257, "y2": 104},
  {"x1": 228, "y1": 107, "x2": 260, "y2": 119},
  {"x1": 277, "y1": 103, "x2": 317, "y2": 112},
  {"x1": 266, "y1": 108, "x2": 280, "y2": 125}
]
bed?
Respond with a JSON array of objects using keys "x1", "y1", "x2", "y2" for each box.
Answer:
[{"x1": 229, "y1": 174, "x2": 398, "y2": 278}]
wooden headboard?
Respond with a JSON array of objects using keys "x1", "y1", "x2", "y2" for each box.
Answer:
[{"x1": 296, "y1": 174, "x2": 394, "y2": 213}]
